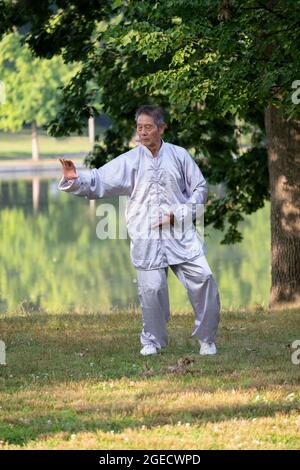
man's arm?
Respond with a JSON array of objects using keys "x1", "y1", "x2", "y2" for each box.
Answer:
[
  {"x1": 154, "y1": 150, "x2": 207, "y2": 229},
  {"x1": 58, "y1": 153, "x2": 136, "y2": 199},
  {"x1": 183, "y1": 150, "x2": 208, "y2": 205},
  {"x1": 172, "y1": 150, "x2": 208, "y2": 225}
]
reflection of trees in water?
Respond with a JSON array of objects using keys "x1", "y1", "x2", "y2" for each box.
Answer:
[
  {"x1": 168, "y1": 203, "x2": 271, "y2": 310},
  {"x1": 0, "y1": 179, "x2": 137, "y2": 313},
  {"x1": 0, "y1": 178, "x2": 271, "y2": 313},
  {"x1": 0, "y1": 178, "x2": 48, "y2": 214},
  {"x1": 206, "y1": 204, "x2": 271, "y2": 308}
]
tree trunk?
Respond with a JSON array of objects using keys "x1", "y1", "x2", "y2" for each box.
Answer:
[
  {"x1": 88, "y1": 116, "x2": 95, "y2": 146},
  {"x1": 264, "y1": 103, "x2": 300, "y2": 309},
  {"x1": 31, "y1": 119, "x2": 39, "y2": 160},
  {"x1": 32, "y1": 176, "x2": 40, "y2": 215}
]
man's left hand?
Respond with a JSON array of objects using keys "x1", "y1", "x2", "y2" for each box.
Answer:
[{"x1": 152, "y1": 212, "x2": 174, "y2": 229}]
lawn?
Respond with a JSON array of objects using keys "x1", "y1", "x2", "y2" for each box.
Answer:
[
  {"x1": 0, "y1": 308, "x2": 299, "y2": 449},
  {"x1": 0, "y1": 128, "x2": 105, "y2": 159}
]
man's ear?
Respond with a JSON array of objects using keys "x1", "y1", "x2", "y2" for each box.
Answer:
[{"x1": 159, "y1": 123, "x2": 167, "y2": 135}]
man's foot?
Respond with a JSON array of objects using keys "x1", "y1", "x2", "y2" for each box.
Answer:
[
  {"x1": 140, "y1": 344, "x2": 158, "y2": 356},
  {"x1": 199, "y1": 341, "x2": 217, "y2": 356}
]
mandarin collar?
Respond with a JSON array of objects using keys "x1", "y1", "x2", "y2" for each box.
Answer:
[{"x1": 140, "y1": 139, "x2": 165, "y2": 158}]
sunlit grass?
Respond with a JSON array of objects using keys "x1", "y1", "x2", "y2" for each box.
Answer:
[
  {"x1": 0, "y1": 308, "x2": 299, "y2": 449},
  {"x1": 0, "y1": 128, "x2": 105, "y2": 159}
]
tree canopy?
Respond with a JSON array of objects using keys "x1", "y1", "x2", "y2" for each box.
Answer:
[
  {"x1": 0, "y1": 0, "x2": 298, "y2": 243},
  {"x1": 0, "y1": 31, "x2": 78, "y2": 134}
]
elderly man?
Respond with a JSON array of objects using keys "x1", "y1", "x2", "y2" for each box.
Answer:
[{"x1": 58, "y1": 105, "x2": 220, "y2": 356}]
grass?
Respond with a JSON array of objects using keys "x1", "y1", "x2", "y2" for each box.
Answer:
[
  {"x1": 0, "y1": 127, "x2": 105, "y2": 159},
  {"x1": 0, "y1": 307, "x2": 300, "y2": 449}
]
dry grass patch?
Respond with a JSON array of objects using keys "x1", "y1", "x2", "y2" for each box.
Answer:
[{"x1": 0, "y1": 308, "x2": 300, "y2": 449}]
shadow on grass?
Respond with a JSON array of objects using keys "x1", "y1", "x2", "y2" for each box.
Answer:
[
  {"x1": 1, "y1": 399, "x2": 299, "y2": 446},
  {"x1": 0, "y1": 311, "x2": 299, "y2": 445},
  {"x1": 0, "y1": 312, "x2": 298, "y2": 387}
]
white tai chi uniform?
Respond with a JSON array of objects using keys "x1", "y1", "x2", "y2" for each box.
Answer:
[{"x1": 58, "y1": 140, "x2": 221, "y2": 349}]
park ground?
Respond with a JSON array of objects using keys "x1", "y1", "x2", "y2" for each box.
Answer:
[
  {"x1": 0, "y1": 128, "x2": 98, "y2": 160},
  {"x1": 0, "y1": 307, "x2": 300, "y2": 450}
]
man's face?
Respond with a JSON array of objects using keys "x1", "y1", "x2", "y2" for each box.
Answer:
[{"x1": 136, "y1": 113, "x2": 165, "y2": 148}]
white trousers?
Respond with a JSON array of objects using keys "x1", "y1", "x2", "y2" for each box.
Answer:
[{"x1": 136, "y1": 254, "x2": 221, "y2": 349}]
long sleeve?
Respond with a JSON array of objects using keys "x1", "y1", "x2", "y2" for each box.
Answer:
[
  {"x1": 58, "y1": 152, "x2": 137, "y2": 199},
  {"x1": 173, "y1": 150, "x2": 208, "y2": 224},
  {"x1": 183, "y1": 150, "x2": 208, "y2": 205}
]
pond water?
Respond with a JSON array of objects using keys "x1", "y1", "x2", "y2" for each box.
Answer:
[{"x1": 0, "y1": 173, "x2": 271, "y2": 314}]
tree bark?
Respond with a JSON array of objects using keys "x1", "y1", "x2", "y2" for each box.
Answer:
[
  {"x1": 264, "y1": 103, "x2": 300, "y2": 309},
  {"x1": 31, "y1": 119, "x2": 39, "y2": 160},
  {"x1": 88, "y1": 116, "x2": 95, "y2": 146}
]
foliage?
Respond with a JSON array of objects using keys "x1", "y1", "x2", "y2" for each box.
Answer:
[
  {"x1": 0, "y1": 31, "x2": 78, "y2": 131},
  {"x1": 1, "y1": 1, "x2": 299, "y2": 241}
]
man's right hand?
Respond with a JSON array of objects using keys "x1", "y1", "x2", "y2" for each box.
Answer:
[{"x1": 59, "y1": 158, "x2": 78, "y2": 180}]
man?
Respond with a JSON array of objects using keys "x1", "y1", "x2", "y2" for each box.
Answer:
[{"x1": 58, "y1": 105, "x2": 221, "y2": 356}]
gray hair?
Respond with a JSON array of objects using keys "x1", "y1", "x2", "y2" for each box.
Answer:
[{"x1": 135, "y1": 105, "x2": 165, "y2": 127}]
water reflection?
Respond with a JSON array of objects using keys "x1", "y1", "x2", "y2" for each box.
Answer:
[{"x1": 0, "y1": 174, "x2": 271, "y2": 314}]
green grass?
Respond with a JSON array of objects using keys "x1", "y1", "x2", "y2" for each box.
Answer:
[
  {"x1": 0, "y1": 128, "x2": 105, "y2": 159},
  {"x1": 0, "y1": 308, "x2": 300, "y2": 449}
]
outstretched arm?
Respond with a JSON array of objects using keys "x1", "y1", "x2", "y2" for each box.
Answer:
[{"x1": 58, "y1": 153, "x2": 137, "y2": 199}]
